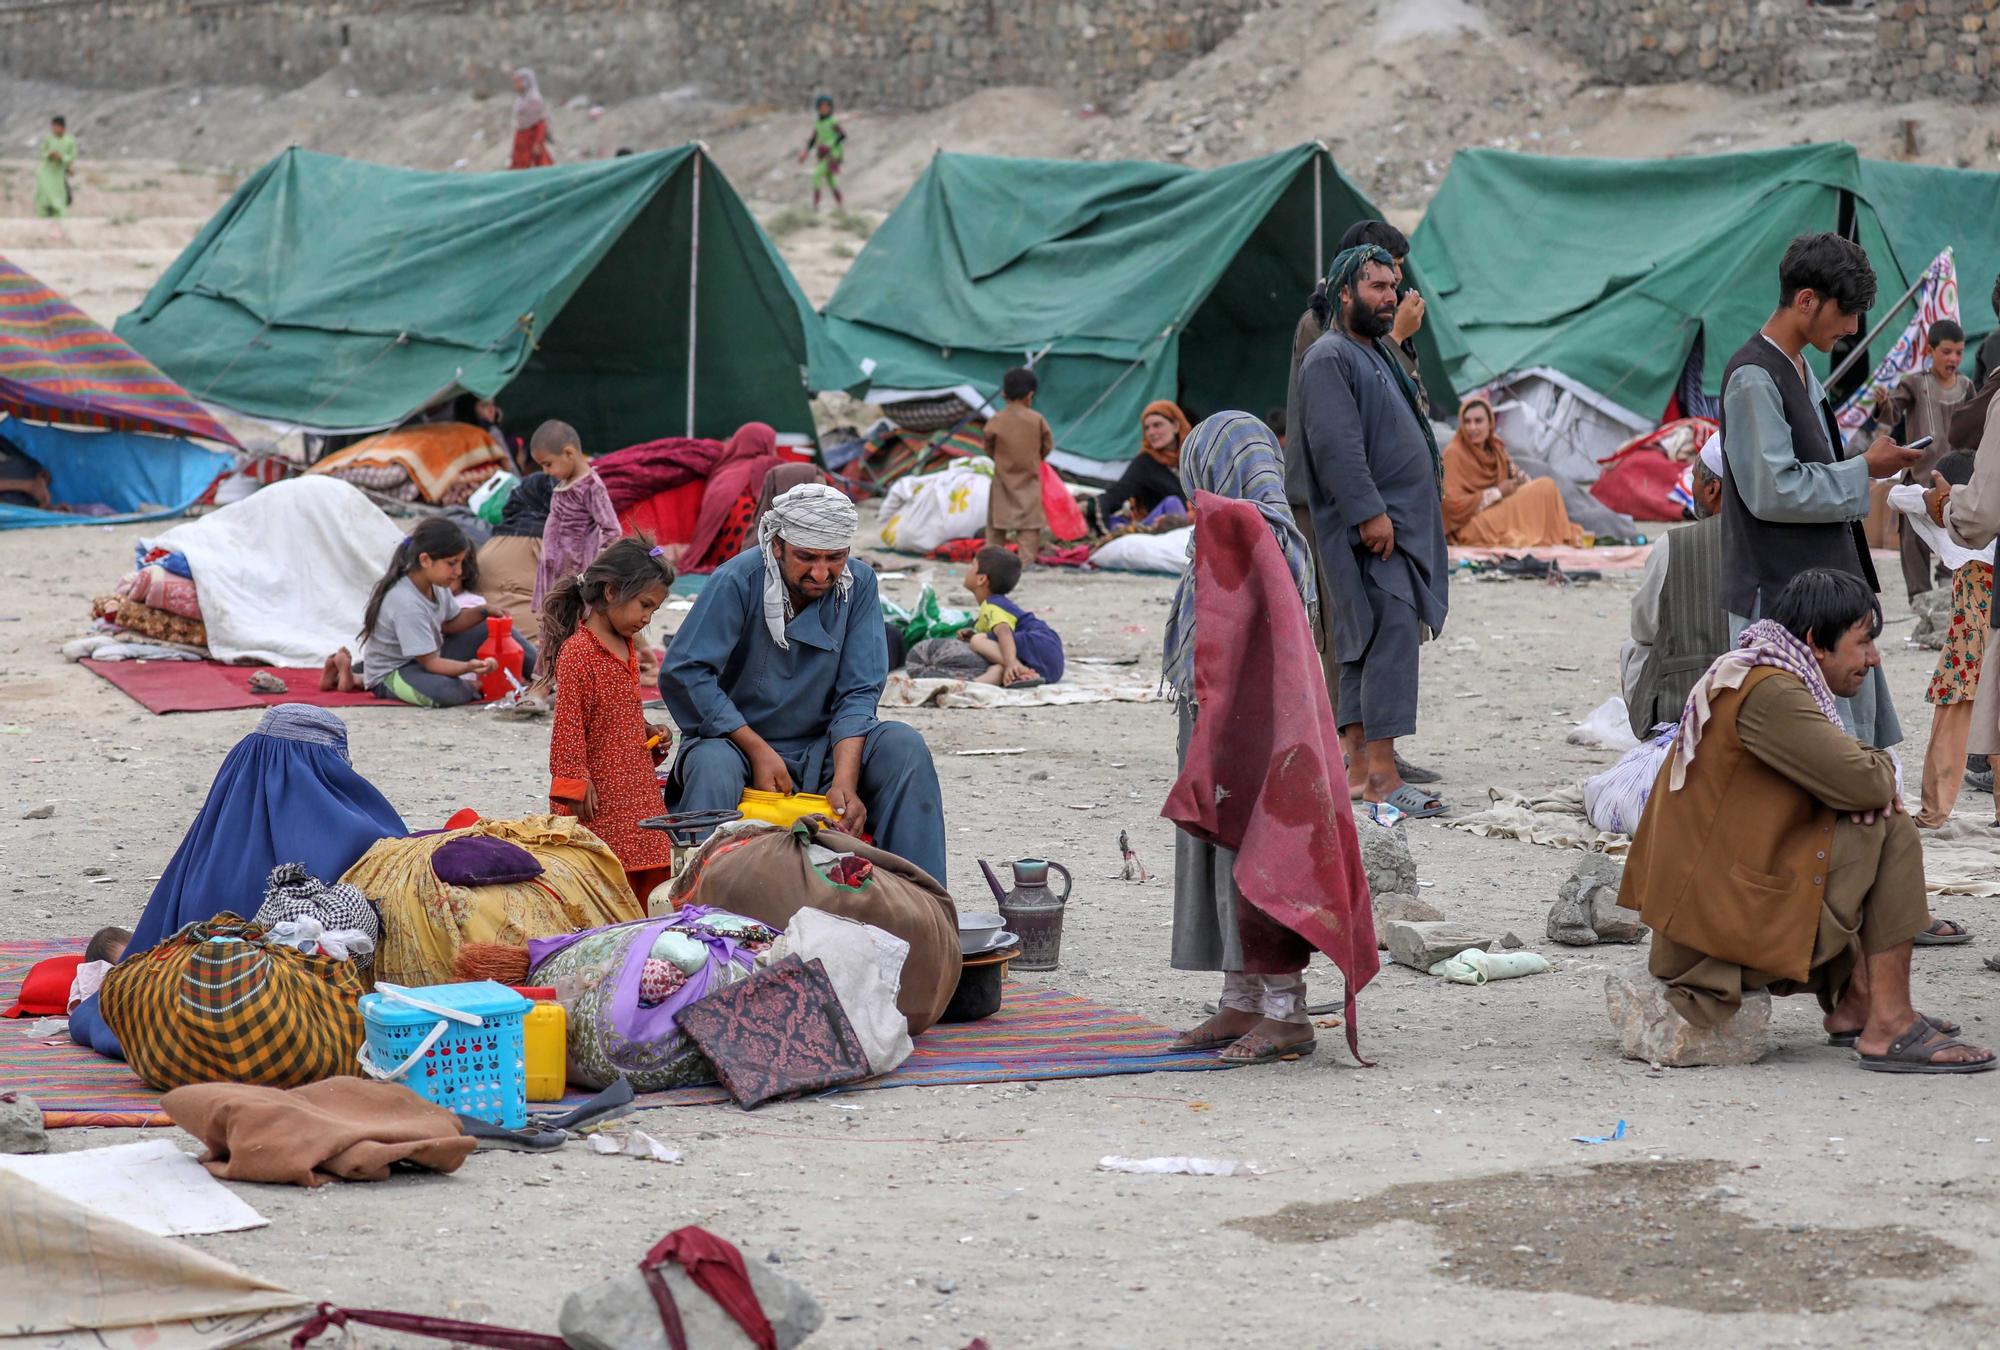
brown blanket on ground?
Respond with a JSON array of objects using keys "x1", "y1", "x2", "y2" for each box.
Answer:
[
  {"x1": 162, "y1": 1078, "x2": 475, "y2": 1187},
  {"x1": 669, "y1": 819, "x2": 961, "y2": 1032}
]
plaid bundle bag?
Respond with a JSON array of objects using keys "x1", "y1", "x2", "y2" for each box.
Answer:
[{"x1": 98, "y1": 912, "x2": 366, "y2": 1091}]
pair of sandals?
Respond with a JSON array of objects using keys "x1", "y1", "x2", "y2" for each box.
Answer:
[
  {"x1": 1173, "y1": 1019, "x2": 1317, "y2": 1067},
  {"x1": 1352, "y1": 753, "x2": 1446, "y2": 822}
]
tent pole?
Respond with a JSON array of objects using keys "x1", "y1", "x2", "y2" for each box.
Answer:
[
  {"x1": 686, "y1": 149, "x2": 703, "y2": 437},
  {"x1": 1826, "y1": 260, "x2": 1933, "y2": 390},
  {"x1": 1312, "y1": 154, "x2": 1323, "y2": 280}
]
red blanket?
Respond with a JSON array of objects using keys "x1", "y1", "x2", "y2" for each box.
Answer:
[
  {"x1": 593, "y1": 436, "x2": 727, "y2": 513},
  {"x1": 1162, "y1": 492, "x2": 1378, "y2": 1064}
]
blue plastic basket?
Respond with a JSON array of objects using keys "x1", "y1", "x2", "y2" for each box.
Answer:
[{"x1": 358, "y1": 980, "x2": 530, "y2": 1127}]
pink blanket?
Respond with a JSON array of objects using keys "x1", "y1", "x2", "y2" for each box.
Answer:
[{"x1": 1162, "y1": 492, "x2": 1378, "y2": 1064}]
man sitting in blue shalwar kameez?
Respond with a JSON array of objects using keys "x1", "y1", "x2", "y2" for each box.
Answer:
[{"x1": 661, "y1": 484, "x2": 948, "y2": 883}]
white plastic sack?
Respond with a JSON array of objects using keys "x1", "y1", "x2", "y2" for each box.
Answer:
[
  {"x1": 781, "y1": 908, "x2": 912, "y2": 1076},
  {"x1": 878, "y1": 460, "x2": 993, "y2": 555},
  {"x1": 1566, "y1": 696, "x2": 1641, "y2": 753},
  {"x1": 1091, "y1": 525, "x2": 1191, "y2": 575},
  {"x1": 1583, "y1": 727, "x2": 1676, "y2": 834}
]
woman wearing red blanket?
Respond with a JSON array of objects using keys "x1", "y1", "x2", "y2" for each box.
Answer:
[{"x1": 1160, "y1": 412, "x2": 1379, "y2": 1068}]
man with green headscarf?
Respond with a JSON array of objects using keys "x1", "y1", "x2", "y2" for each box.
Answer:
[{"x1": 1292, "y1": 244, "x2": 1450, "y2": 821}]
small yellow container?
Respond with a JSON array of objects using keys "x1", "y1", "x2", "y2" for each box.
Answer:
[
  {"x1": 514, "y1": 987, "x2": 568, "y2": 1102},
  {"x1": 736, "y1": 789, "x2": 836, "y2": 829}
]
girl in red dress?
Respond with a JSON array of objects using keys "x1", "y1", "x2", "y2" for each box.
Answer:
[{"x1": 544, "y1": 537, "x2": 676, "y2": 903}]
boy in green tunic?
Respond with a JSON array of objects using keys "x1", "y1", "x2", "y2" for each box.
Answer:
[
  {"x1": 35, "y1": 116, "x2": 77, "y2": 220},
  {"x1": 795, "y1": 95, "x2": 846, "y2": 210}
]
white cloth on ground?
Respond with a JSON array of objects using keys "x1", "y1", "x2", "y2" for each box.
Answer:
[{"x1": 143, "y1": 477, "x2": 406, "y2": 664}]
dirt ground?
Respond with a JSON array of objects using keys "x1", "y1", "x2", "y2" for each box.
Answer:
[
  {"x1": 6, "y1": 0, "x2": 2000, "y2": 1339},
  {"x1": 7, "y1": 514, "x2": 2000, "y2": 1346}
]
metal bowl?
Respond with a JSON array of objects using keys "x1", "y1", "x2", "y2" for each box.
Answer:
[{"x1": 957, "y1": 911, "x2": 1006, "y2": 954}]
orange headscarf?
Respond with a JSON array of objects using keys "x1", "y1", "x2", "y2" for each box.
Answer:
[
  {"x1": 1440, "y1": 396, "x2": 1516, "y2": 536},
  {"x1": 1138, "y1": 400, "x2": 1193, "y2": 469}
]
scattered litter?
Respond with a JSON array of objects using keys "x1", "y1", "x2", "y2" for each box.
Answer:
[
  {"x1": 1428, "y1": 949, "x2": 1551, "y2": 985},
  {"x1": 28, "y1": 1018, "x2": 67, "y2": 1037},
  {"x1": 0, "y1": 1138, "x2": 268, "y2": 1235},
  {"x1": 1066, "y1": 803, "x2": 1098, "y2": 811},
  {"x1": 1571, "y1": 1120, "x2": 1628, "y2": 1145},
  {"x1": 1117, "y1": 830, "x2": 1153, "y2": 883},
  {"x1": 1566, "y1": 697, "x2": 1641, "y2": 753},
  {"x1": 954, "y1": 748, "x2": 1028, "y2": 756},
  {"x1": 0, "y1": 725, "x2": 28, "y2": 735},
  {"x1": 1099, "y1": 1155, "x2": 1267, "y2": 1177},
  {"x1": 586, "y1": 1129, "x2": 683, "y2": 1163}
]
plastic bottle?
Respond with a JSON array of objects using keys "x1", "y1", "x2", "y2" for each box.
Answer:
[
  {"x1": 477, "y1": 614, "x2": 526, "y2": 703},
  {"x1": 511, "y1": 985, "x2": 567, "y2": 1101}
]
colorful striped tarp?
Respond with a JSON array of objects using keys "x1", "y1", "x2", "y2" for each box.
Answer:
[
  {"x1": 2, "y1": 939, "x2": 1227, "y2": 1127},
  {"x1": 0, "y1": 258, "x2": 238, "y2": 446}
]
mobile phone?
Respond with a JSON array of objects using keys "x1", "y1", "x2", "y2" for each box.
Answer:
[{"x1": 1907, "y1": 435, "x2": 1935, "y2": 452}]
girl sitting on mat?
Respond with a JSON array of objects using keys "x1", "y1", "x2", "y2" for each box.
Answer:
[
  {"x1": 346, "y1": 516, "x2": 537, "y2": 708},
  {"x1": 544, "y1": 536, "x2": 678, "y2": 901}
]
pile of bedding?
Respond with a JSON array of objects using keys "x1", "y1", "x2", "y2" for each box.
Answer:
[{"x1": 308, "y1": 423, "x2": 507, "y2": 505}]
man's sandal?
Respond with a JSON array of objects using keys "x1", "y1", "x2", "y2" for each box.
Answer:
[
  {"x1": 1856, "y1": 1021, "x2": 1997, "y2": 1075},
  {"x1": 1827, "y1": 1012, "x2": 1959, "y2": 1048},
  {"x1": 1915, "y1": 918, "x2": 1973, "y2": 946}
]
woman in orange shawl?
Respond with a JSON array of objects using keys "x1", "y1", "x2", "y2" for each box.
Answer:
[
  {"x1": 1085, "y1": 399, "x2": 1193, "y2": 534},
  {"x1": 1441, "y1": 396, "x2": 1584, "y2": 548}
]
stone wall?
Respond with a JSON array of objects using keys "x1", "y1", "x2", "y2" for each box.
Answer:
[
  {"x1": 1476, "y1": 0, "x2": 2000, "y2": 101},
  {"x1": 0, "y1": 0, "x2": 1264, "y2": 109},
  {"x1": 1868, "y1": 0, "x2": 2000, "y2": 101}
]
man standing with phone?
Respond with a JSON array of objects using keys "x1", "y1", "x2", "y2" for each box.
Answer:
[{"x1": 1720, "y1": 233, "x2": 1922, "y2": 750}]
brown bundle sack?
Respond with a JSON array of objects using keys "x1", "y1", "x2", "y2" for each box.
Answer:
[{"x1": 669, "y1": 819, "x2": 962, "y2": 1032}]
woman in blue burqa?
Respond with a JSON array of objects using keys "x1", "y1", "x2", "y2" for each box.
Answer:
[{"x1": 70, "y1": 705, "x2": 405, "y2": 1058}]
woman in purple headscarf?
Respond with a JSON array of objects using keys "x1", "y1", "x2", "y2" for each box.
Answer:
[{"x1": 510, "y1": 68, "x2": 555, "y2": 169}]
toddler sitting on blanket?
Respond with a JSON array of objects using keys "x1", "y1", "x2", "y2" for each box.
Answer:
[{"x1": 959, "y1": 546, "x2": 1064, "y2": 688}]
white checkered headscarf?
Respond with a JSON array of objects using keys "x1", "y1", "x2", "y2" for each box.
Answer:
[{"x1": 759, "y1": 483, "x2": 857, "y2": 648}]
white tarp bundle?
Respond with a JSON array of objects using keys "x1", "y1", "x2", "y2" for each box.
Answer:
[{"x1": 144, "y1": 475, "x2": 406, "y2": 665}]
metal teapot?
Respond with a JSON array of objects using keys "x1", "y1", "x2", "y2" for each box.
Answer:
[{"x1": 979, "y1": 857, "x2": 1073, "y2": 971}]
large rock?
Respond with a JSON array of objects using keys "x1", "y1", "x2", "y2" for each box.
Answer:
[
  {"x1": 1373, "y1": 893, "x2": 1445, "y2": 950},
  {"x1": 560, "y1": 1250, "x2": 822, "y2": 1350},
  {"x1": 1604, "y1": 959, "x2": 1771, "y2": 1067},
  {"x1": 0, "y1": 1093, "x2": 46, "y2": 1154},
  {"x1": 1385, "y1": 921, "x2": 1495, "y2": 973},
  {"x1": 1358, "y1": 820, "x2": 1418, "y2": 898},
  {"x1": 1548, "y1": 854, "x2": 1647, "y2": 947}
]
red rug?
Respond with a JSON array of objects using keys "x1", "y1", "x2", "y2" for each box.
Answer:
[{"x1": 81, "y1": 659, "x2": 384, "y2": 715}]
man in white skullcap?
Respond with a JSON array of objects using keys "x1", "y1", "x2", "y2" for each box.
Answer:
[
  {"x1": 1619, "y1": 437, "x2": 1730, "y2": 737},
  {"x1": 661, "y1": 484, "x2": 948, "y2": 881}
]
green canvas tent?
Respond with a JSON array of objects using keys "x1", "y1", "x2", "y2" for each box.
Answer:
[
  {"x1": 1411, "y1": 143, "x2": 1996, "y2": 424},
  {"x1": 118, "y1": 147, "x2": 852, "y2": 451},
  {"x1": 815, "y1": 144, "x2": 1455, "y2": 477}
]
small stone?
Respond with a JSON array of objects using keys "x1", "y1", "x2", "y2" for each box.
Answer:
[
  {"x1": 560, "y1": 1254, "x2": 822, "y2": 1349},
  {"x1": 1386, "y1": 921, "x2": 1497, "y2": 973},
  {"x1": 1358, "y1": 821, "x2": 1419, "y2": 898},
  {"x1": 1500, "y1": 931, "x2": 1525, "y2": 950},
  {"x1": 21, "y1": 804, "x2": 53, "y2": 821},
  {"x1": 1605, "y1": 958, "x2": 1771, "y2": 1067},
  {"x1": 0, "y1": 1093, "x2": 47, "y2": 1154},
  {"x1": 247, "y1": 670, "x2": 290, "y2": 695},
  {"x1": 82, "y1": 867, "x2": 106, "y2": 878},
  {"x1": 767, "y1": 1250, "x2": 783, "y2": 1264},
  {"x1": 1372, "y1": 893, "x2": 1445, "y2": 950},
  {"x1": 1549, "y1": 854, "x2": 1646, "y2": 946},
  {"x1": 934, "y1": 1277, "x2": 956, "y2": 1294},
  {"x1": 1712, "y1": 1185, "x2": 1741, "y2": 1199}
]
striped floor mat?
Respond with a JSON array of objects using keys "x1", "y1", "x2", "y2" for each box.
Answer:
[{"x1": 2, "y1": 939, "x2": 1226, "y2": 1127}]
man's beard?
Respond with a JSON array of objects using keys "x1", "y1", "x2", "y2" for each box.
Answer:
[{"x1": 1347, "y1": 295, "x2": 1392, "y2": 339}]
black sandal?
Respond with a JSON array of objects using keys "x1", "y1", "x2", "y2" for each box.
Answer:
[{"x1": 1856, "y1": 1020, "x2": 1997, "y2": 1075}]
